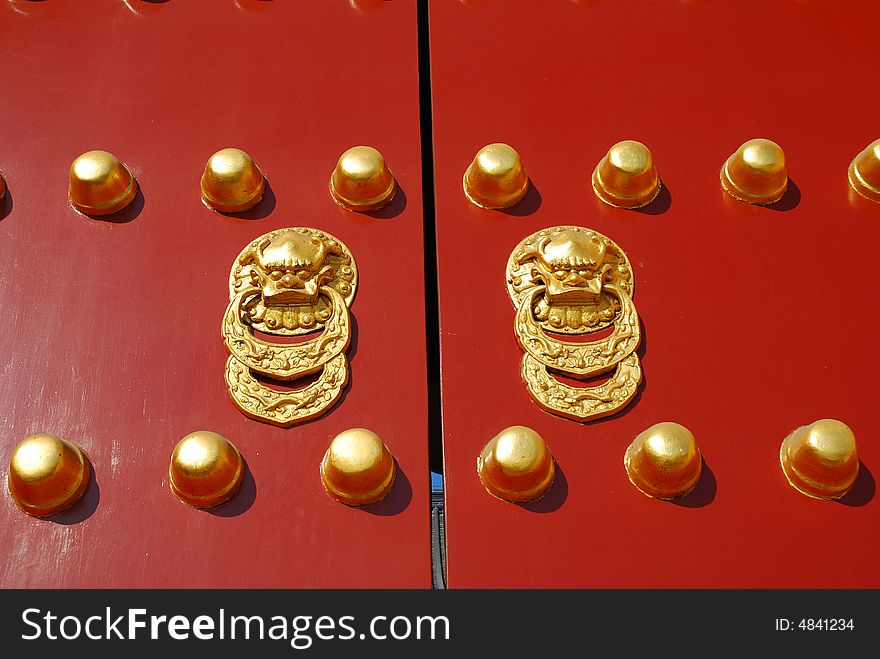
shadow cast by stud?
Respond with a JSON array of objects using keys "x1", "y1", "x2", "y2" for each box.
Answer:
[
  {"x1": 365, "y1": 184, "x2": 407, "y2": 220},
  {"x1": 669, "y1": 456, "x2": 717, "y2": 508},
  {"x1": 634, "y1": 182, "x2": 672, "y2": 215},
  {"x1": 218, "y1": 179, "x2": 277, "y2": 220},
  {"x1": 500, "y1": 180, "x2": 542, "y2": 217},
  {"x1": 48, "y1": 468, "x2": 100, "y2": 525},
  {"x1": 357, "y1": 462, "x2": 412, "y2": 516},
  {"x1": 766, "y1": 179, "x2": 800, "y2": 212},
  {"x1": 208, "y1": 461, "x2": 257, "y2": 517},
  {"x1": 836, "y1": 460, "x2": 875, "y2": 507},
  {"x1": 0, "y1": 187, "x2": 12, "y2": 221},
  {"x1": 519, "y1": 461, "x2": 568, "y2": 513},
  {"x1": 80, "y1": 186, "x2": 144, "y2": 224}
]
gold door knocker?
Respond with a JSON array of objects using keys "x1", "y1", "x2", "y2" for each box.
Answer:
[
  {"x1": 507, "y1": 226, "x2": 642, "y2": 421},
  {"x1": 222, "y1": 227, "x2": 357, "y2": 426}
]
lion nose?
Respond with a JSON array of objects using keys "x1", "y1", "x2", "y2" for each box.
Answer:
[{"x1": 281, "y1": 274, "x2": 304, "y2": 288}]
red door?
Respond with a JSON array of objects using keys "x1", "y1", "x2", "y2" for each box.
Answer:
[
  {"x1": 429, "y1": 0, "x2": 880, "y2": 587},
  {"x1": 5, "y1": 0, "x2": 880, "y2": 592},
  {"x1": 0, "y1": 0, "x2": 430, "y2": 588}
]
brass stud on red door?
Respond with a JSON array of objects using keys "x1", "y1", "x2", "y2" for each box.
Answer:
[
  {"x1": 848, "y1": 139, "x2": 880, "y2": 203},
  {"x1": 463, "y1": 143, "x2": 529, "y2": 209},
  {"x1": 200, "y1": 147, "x2": 265, "y2": 213},
  {"x1": 477, "y1": 426, "x2": 555, "y2": 503},
  {"x1": 780, "y1": 419, "x2": 858, "y2": 500},
  {"x1": 329, "y1": 146, "x2": 396, "y2": 212},
  {"x1": 169, "y1": 431, "x2": 245, "y2": 509},
  {"x1": 8, "y1": 434, "x2": 91, "y2": 517},
  {"x1": 68, "y1": 150, "x2": 137, "y2": 216},
  {"x1": 320, "y1": 428, "x2": 396, "y2": 506},
  {"x1": 720, "y1": 138, "x2": 788, "y2": 205},
  {"x1": 624, "y1": 422, "x2": 702, "y2": 500},
  {"x1": 592, "y1": 140, "x2": 661, "y2": 209}
]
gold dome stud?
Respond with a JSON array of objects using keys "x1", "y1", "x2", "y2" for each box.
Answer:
[
  {"x1": 463, "y1": 143, "x2": 529, "y2": 209},
  {"x1": 200, "y1": 147, "x2": 265, "y2": 213},
  {"x1": 720, "y1": 138, "x2": 788, "y2": 205},
  {"x1": 320, "y1": 428, "x2": 396, "y2": 506},
  {"x1": 477, "y1": 426, "x2": 555, "y2": 503},
  {"x1": 592, "y1": 140, "x2": 661, "y2": 209},
  {"x1": 624, "y1": 422, "x2": 702, "y2": 500},
  {"x1": 329, "y1": 146, "x2": 396, "y2": 212},
  {"x1": 7, "y1": 434, "x2": 91, "y2": 517},
  {"x1": 169, "y1": 431, "x2": 244, "y2": 509},
  {"x1": 68, "y1": 150, "x2": 137, "y2": 216},
  {"x1": 780, "y1": 419, "x2": 859, "y2": 500},
  {"x1": 848, "y1": 139, "x2": 880, "y2": 203}
]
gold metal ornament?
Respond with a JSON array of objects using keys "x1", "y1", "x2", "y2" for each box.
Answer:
[
  {"x1": 200, "y1": 147, "x2": 265, "y2": 213},
  {"x1": 68, "y1": 150, "x2": 137, "y2": 216},
  {"x1": 780, "y1": 419, "x2": 859, "y2": 500},
  {"x1": 624, "y1": 422, "x2": 702, "y2": 500},
  {"x1": 7, "y1": 434, "x2": 91, "y2": 517},
  {"x1": 720, "y1": 138, "x2": 788, "y2": 205},
  {"x1": 222, "y1": 227, "x2": 357, "y2": 426},
  {"x1": 463, "y1": 143, "x2": 529, "y2": 209},
  {"x1": 169, "y1": 431, "x2": 244, "y2": 509},
  {"x1": 592, "y1": 140, "x2": 661, "y2": 209},
  {"x1": 320, "y1": 428, "x2": 396, "y2": 506},
  {"x1": 329, "y1": 146, "x2": 396, "y2": 212},
  {"x1": 477, "y1": 426, "x2": 555, "y2": 503},
  {"x1": 507, "y1": 226, "x2": 642, "y2": 421},
  {"x1": 848, "y1": 138, "x2": 880, "y2": 203}
]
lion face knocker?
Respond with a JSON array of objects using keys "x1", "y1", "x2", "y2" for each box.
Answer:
[
  {"x1": 507, "y1": 226, "x2": 642, "y2": 422},
  {"x1": 222, "y1": 228, "x2": 357, "y2": 426}
]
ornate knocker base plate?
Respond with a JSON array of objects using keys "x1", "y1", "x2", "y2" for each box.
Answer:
[
  {"x1": 223, "y1": 227, "x2": 357, "y2": 426},
  {"x1": 507, "y1": 225, "x2": 642, "y2": 422}
]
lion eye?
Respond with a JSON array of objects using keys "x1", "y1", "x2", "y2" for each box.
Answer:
[
  {"x1": 297, "y1": 270, "x2": 309, "y2": 279},
  {"x1": 578, "y1": 269, "x2": 590, "y2": 277},
  {"x1": 553, "y1": 270, "x2": 567, "y2": 279},
  {"x1": 269, "y1": 270, "x2": 282, "y2": 281}
]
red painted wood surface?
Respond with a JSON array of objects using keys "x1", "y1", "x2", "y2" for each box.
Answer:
[
  {"x1": 0, "y1": 0, "x2": 429, "y2": 588},
  {"x1": 430, "y1": 0, "x2": 880, "y2": 587}
]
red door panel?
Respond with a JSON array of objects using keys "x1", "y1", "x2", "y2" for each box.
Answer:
[
  {"x1": 430, "y1": 0, "x2": 880, "y2": 587},
  {"x1": 0, "y1": 0, "x2": 429, "y2": 587}
]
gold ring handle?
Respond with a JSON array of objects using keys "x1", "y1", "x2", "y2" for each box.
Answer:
[
  {"x1": 515, "y1": 283, "x2": 639, "y2": 378},
  {"x1": 521, "y1": 353, "x2": 642, "y2": 422},
  {"x1": 224, "y1": 354, "x2": 349, "y2": 427},
  {"x1": 222, "y1": 285, "x2": 350, "y2": 381},
  {"x1": 507, "y1": 225, "x2": 643, "y2": 422}
]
